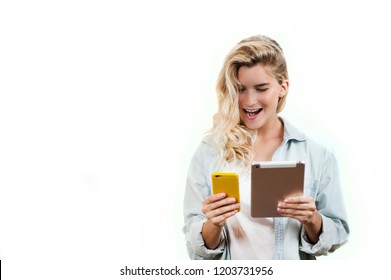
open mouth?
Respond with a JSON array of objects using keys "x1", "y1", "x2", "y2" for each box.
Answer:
[{"x1": 243, "y1": 108, "x2": 263, "y2": 118}]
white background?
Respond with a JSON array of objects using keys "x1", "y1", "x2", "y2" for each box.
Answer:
[{"x1": 1, "y1": 0, "x2": 390, "y2": 279}]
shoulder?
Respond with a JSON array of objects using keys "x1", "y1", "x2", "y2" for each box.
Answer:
[
  {"x1": 303, "y1": 131, "x2": 336, "y2": 164},
  {"x1": 200, "y1": 133, "x2": 216, "y2": 148},
  {"x1": 283, "y1": 118, "x2": 336, "y2": 163},
  {"x1": 192, "y1": 134, "x2": 219, "y2": 161}
]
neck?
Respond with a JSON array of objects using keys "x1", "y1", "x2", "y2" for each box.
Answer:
[{"x1": 256, "y1": 117, "x2": 284, "y2": 142}]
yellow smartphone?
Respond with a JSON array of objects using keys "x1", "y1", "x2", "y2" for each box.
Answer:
[{"x1": 211, "y1": 172, "x2": 240, "y2": 211}]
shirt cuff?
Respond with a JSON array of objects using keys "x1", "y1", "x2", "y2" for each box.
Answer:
[
  {"x1": 300, "y1": 214, "x2": 337, "y2": 256},
  {"x1": 188, "y1": 219, "x2": 226, "y2": 259}
]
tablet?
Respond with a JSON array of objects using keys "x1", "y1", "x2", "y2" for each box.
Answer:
[{"x1": 251, "y1": 161, "x2": 305, "y2": 217}]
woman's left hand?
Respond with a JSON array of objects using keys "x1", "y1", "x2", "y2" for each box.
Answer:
[
  {"x1": 277, "y1": 195, "x2": 317, "y2": 224},
  {"x1": 277, "y1": 194, "x2": 323, "y2": 243}
]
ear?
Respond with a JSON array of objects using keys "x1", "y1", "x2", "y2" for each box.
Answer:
[{"x1": 278, "y1": 80, "x2": 289, "y2": 97}]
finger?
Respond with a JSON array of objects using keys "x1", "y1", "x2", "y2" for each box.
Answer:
[
  {"x1": 277, "y1": 207, "x2": 313, "y2": 217},
  {"x1": 283, "y1": 196, "x2": 313, "y2": 204},
  {"x1": 277, "y1": 201, "x2": 316, "y2": 211},
  {"x1": 204, "y1": 192, "x2": 226, "y2": 204},
  {"x1": 203, "y1": 196, "x2": 237, "y2": 213},
  {"x1": 210, "y1": 209, "x2": 239, "y2": 226},
  {"x1": 278, "y1": 212, "x2": 310, "y2": 223},
  {"x1": 205, "y1": 203, "x2": 240, "y2": 220},
  {"x1": 202, "y1": 193, "x2": 226, "y2": 213}
]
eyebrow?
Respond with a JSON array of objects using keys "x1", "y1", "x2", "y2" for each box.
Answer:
[
  {"x1": 239, "y1": 83, "x2": 269, "y2": 88},
  {"x1": 254, "y1": 83, "x2": 269, "y2": 87}
]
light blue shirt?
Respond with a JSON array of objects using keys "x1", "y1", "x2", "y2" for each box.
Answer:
[{"x1": 183, "y1": 118, "x2": 349, "y2": 259}]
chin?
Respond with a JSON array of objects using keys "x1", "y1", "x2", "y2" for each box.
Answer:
[{"x1": 242, "y1": 120, "x2": 263, "y2": 130}]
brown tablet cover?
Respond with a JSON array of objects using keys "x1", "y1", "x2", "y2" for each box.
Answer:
[{"x1": 251, "y1": 162, "x2": 305, "y2": 217}]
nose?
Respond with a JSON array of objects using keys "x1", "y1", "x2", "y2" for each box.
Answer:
[{"x1": 242, "y1": 90, "x2": 257, "y2": 106}]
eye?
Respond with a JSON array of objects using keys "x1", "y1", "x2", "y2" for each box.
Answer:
[
  {"x1": 256, "y1": 88, "x2": 268, "y2": 92},
  {"x1": 238, "y1": 86, "x2": 246, "y2": 93}
]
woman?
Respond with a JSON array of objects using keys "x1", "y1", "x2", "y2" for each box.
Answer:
[{"x1": 183, "y1": 35, "x2": 349, "y2": 259}]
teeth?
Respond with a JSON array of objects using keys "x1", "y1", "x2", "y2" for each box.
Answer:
[{"x1": 245, "y1": 108, "x2": 261, "y2": 113}]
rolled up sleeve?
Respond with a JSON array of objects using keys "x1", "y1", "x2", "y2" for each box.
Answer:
[
  {"x1": 186, "y1": 219, "x2": 227, "y2": 259},
  {"x1": 300, "y1": 151, "x2": 349, "y2": 256},
  {"x1": 182, "y1": 140, "x2": 229, "y2": 260}
]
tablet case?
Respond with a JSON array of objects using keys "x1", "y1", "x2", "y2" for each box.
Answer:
[{"x1": 251, "y1": 161, "x2": 305, "y2": 217}]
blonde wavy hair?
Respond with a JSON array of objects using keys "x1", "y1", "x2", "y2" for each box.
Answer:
[{"x1": 210, "y1": 35, "x2": 289, "y2": 167}]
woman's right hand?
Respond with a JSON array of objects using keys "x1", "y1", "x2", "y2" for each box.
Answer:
[
  {"x1": 201, "y1": 193, "x2": 239, "y2": 249},
  {"x1": 202, "y1": 192, "x2": 240, "y2": 227}
]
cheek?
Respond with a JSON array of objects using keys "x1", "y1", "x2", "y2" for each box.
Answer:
[
  {"x1": 265, "y1": 92, "x2": 280, "y2": 107},
  {"x1": 238, "y1": 96, "x2": 245, "y2": 109}
]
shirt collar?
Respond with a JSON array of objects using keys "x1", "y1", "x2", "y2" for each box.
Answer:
[{"x1": 280, "y1": 117, "x2": 307, "y2": 144}]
